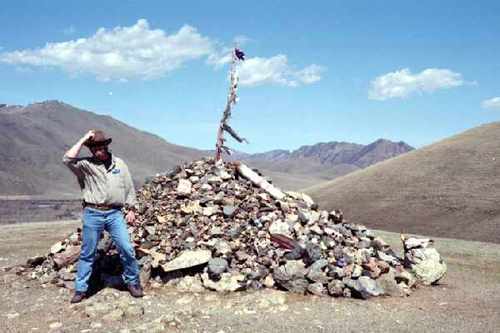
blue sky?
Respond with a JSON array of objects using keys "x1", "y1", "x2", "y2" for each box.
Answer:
[{"x1": 0, "y1": 1, "x2": 499, "y2": 153}]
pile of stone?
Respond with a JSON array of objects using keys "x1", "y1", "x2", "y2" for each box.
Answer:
[{"x1": 23, "y1": 158, "x2": 446, "y2": 299}]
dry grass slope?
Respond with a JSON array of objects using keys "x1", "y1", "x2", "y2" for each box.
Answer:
[{"x1": 305, "y1": 122, "x2": 500, "y2": 243}]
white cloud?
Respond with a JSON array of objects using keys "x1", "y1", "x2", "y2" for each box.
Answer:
[
  {"x1": 368, "y1": 68, "x2": 465, "y2": 100},
  {"x1": 237, "y1": 55, "x2": 324, "y2": 87},
  {"x1": 0, "y1": 19, "x2": 214, "y2": 81},
  {"x1": 206, "y1": 46, "x2": 233, "y2": 68},
  {"x1": 0, "y1": 19, "x2": 324, "y2": 87},
  {"x1": 481, "y1": 97, "x2": 500, "y2": 110}
]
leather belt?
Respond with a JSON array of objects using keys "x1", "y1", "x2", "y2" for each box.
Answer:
[{"x1": 83, "y1": 201, "x2": 123, "y2": 211}]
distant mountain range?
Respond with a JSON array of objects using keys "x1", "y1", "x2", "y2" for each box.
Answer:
[
  {"x1": 0, "y1": 101, "x2": 413, "y2": 197},
  {"x1": 234, "y1": 139, "x2": 413, "y2": 180}
]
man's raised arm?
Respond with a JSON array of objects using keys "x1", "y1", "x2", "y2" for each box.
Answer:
[{"x1": 63, "y1": 130, "x2": 95, "y2": 178}]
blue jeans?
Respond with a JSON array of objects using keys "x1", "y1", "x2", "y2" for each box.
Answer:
[{"x1": 75, "y1": 207, "x2": 140, "y2": 292}]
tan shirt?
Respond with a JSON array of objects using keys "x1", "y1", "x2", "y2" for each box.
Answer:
[{"x1": 63, "y1": 153, "x2": 137, "y2": 208}]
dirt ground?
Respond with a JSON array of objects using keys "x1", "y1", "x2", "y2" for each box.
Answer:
[{"x1": 0, "y1": 220, "x2": 499, "y2": 333}]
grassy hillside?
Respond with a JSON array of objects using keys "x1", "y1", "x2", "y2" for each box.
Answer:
[{"x1": 305, "y1": 122, "x2": 500, "y2": 243}]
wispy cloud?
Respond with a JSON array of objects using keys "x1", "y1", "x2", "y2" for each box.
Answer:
[
  {"x1": 237, "y1": 55, "x2": 324, "y2": 87},
  {"x1": 481, "y1": 96, "x2": 500, "y2": 110},
  {"x1": 0, "y1": 19, "x2": 323, "y2": 87},
  {"x1": 0, "y1": 19, "x2": 214, "y2": 81},
  {"x1": 368, "y1": 68, "x2": 465, "y2": 101}
]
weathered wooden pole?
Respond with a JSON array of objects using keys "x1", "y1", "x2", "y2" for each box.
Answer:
[{"x1": 215, "y1": 48, "x2": 246, "y2": 162}]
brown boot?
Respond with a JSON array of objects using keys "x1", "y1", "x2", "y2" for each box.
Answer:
[
  {"x1": 127, "y1": 283, "x2": 144, "y2": 298},
  {"x1": 70, "y1": 291, "x2": 86, "y2": 303}
]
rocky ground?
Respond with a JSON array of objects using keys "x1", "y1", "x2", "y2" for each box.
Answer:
[{"x1": 1, "y1": 221, "x2": 499, "y2": 333}]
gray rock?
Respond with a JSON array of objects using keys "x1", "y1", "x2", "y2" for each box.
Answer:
[
  {"x1": 327, "y1": 265, "x2": 345, "y2": 279},
  {"x1": 223, "y1": 205, "x2": 236, "y2": 217},
  {"x1": 344, "y1": 276, "x2": 384, "y2": 299},
  {"x1": 327, "y1": 280, "x2": 345, "y2": 297},
  {"x1": 377, "y1": 269, "x2": 406, "y2": 297},
  {"x1": 298, "y1": 209, "x2": 311, "y2": 223},
  {"x1": 372, "y1": 237, "x2": 389, "y2": 250},
  {"x1": 408, "y1": 247, "x2": 447, "y2": 285},
  {"x1": 280, "y1": 278, "x2": 309, "y2": 294},
  {"x1": 247, "y1": 266, "x2": 269, "y2": 280},
  {"x1": 235, "y1": 250, "x2": 249, "y2": 262},
  {"x1": 215, "y1": 169, "x2": 232, "y2": 180},
  {"x1": 176, "y1": 275, "x2": 205, "y2": 293},
  {"x1": 306, "y1": 259, "x2": 329, "y2": 283},
  {"x1": 189, "y1": 175, "x2": 200, "y2": 183},
  {"x1": 394, "y1": 269, "x2": 417, "y2": 288},
  {"x1": 200, "y1": 183, "x2": 213, "y2": 191},
  {"x1": 377, "y1": 250, "x2": 400, "y2": 266},
  {"x1": 281, "y1": 260, "x2": 306, "y2": 279},
  {"x1": 207, "y1": 175, "x2": 223, "y2": 184},
  {"x1": 208, "y1": 258, "x2": 229, "y2": 276},
  {"x1": 145, "y1": 225, "x2": 156, "y2": 236},
  {"x1": 307, "y1": 282, "x2": 326, "y2": 296},
  {"x1": 214, "y1": 239, "x2": 232, "y2": 256},
  {"x1": 273, "y1": 260, "x2": 309, "y2": 293}
]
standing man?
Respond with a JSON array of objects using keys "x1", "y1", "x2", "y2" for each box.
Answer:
[{"x1": 63, "y1": 129, "x2": 143, "y2": 303}]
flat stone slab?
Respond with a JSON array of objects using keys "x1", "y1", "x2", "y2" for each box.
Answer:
[{"x1": 161, "y1": 250, "x2": 212, "y2": 272}]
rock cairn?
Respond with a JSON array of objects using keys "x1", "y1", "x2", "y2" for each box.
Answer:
[{"x1": 23, "y1": 158, "x2": 446, "y2": 299}]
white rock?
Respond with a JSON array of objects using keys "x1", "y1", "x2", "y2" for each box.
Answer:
[
  {"x1": 161, "y1": 250, "x2": 212, "y2": 272},
  {"x1": 202, "y1": 206, "x2": 218, "y2": 216},
  {"x1": 50, "y1": 241, "x2": 64, "y2": 254},
  {"x1": 269, "y1": 220, "x2": 291, "y2": 236},
  {"x1": 176, "y1": 179, "x2": 192, "y2": 195},
  {"x1": 201, "y1": 272, "x2": 245, "y2": 292}
]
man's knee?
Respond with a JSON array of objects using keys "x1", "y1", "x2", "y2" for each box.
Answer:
[
  {"x1": 80, "y1": 227, "x2": 101, "y2": 260},
  {"x1": 120, "y1": 242, "x2": 136, "y2": 259}
]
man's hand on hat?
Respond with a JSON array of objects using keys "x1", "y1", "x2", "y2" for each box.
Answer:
[{"x1": 82, "y1": 130, "x2": 96, "y2": 143}]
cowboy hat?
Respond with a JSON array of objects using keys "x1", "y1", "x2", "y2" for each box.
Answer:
[{"x1": 84, "y1": 130, "x2": 112, "y2": 147}]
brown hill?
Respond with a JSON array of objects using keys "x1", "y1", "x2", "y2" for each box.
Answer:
[
  {"x1": 0, "y1": 100, "x2": 206, "y2": 197},
  {"x1": 0, "y1": 101, "x2": 325, "y2": 198},
  {"x1": 305, "y1": 122, "x2": 500, "y2": 243}
]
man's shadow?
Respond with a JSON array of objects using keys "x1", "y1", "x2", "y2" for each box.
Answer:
[{"x1": 84, "y1": 233, "x2": 129, "y2": 297}]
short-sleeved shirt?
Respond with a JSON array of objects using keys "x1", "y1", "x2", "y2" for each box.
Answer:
[{"x1": 63, "y1": 153, "x2": 137, "y2": 208}]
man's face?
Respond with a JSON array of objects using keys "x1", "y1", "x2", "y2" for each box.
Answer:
[{"x1": 89, "y1": 144, "x2": 110, "y2": 161}]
